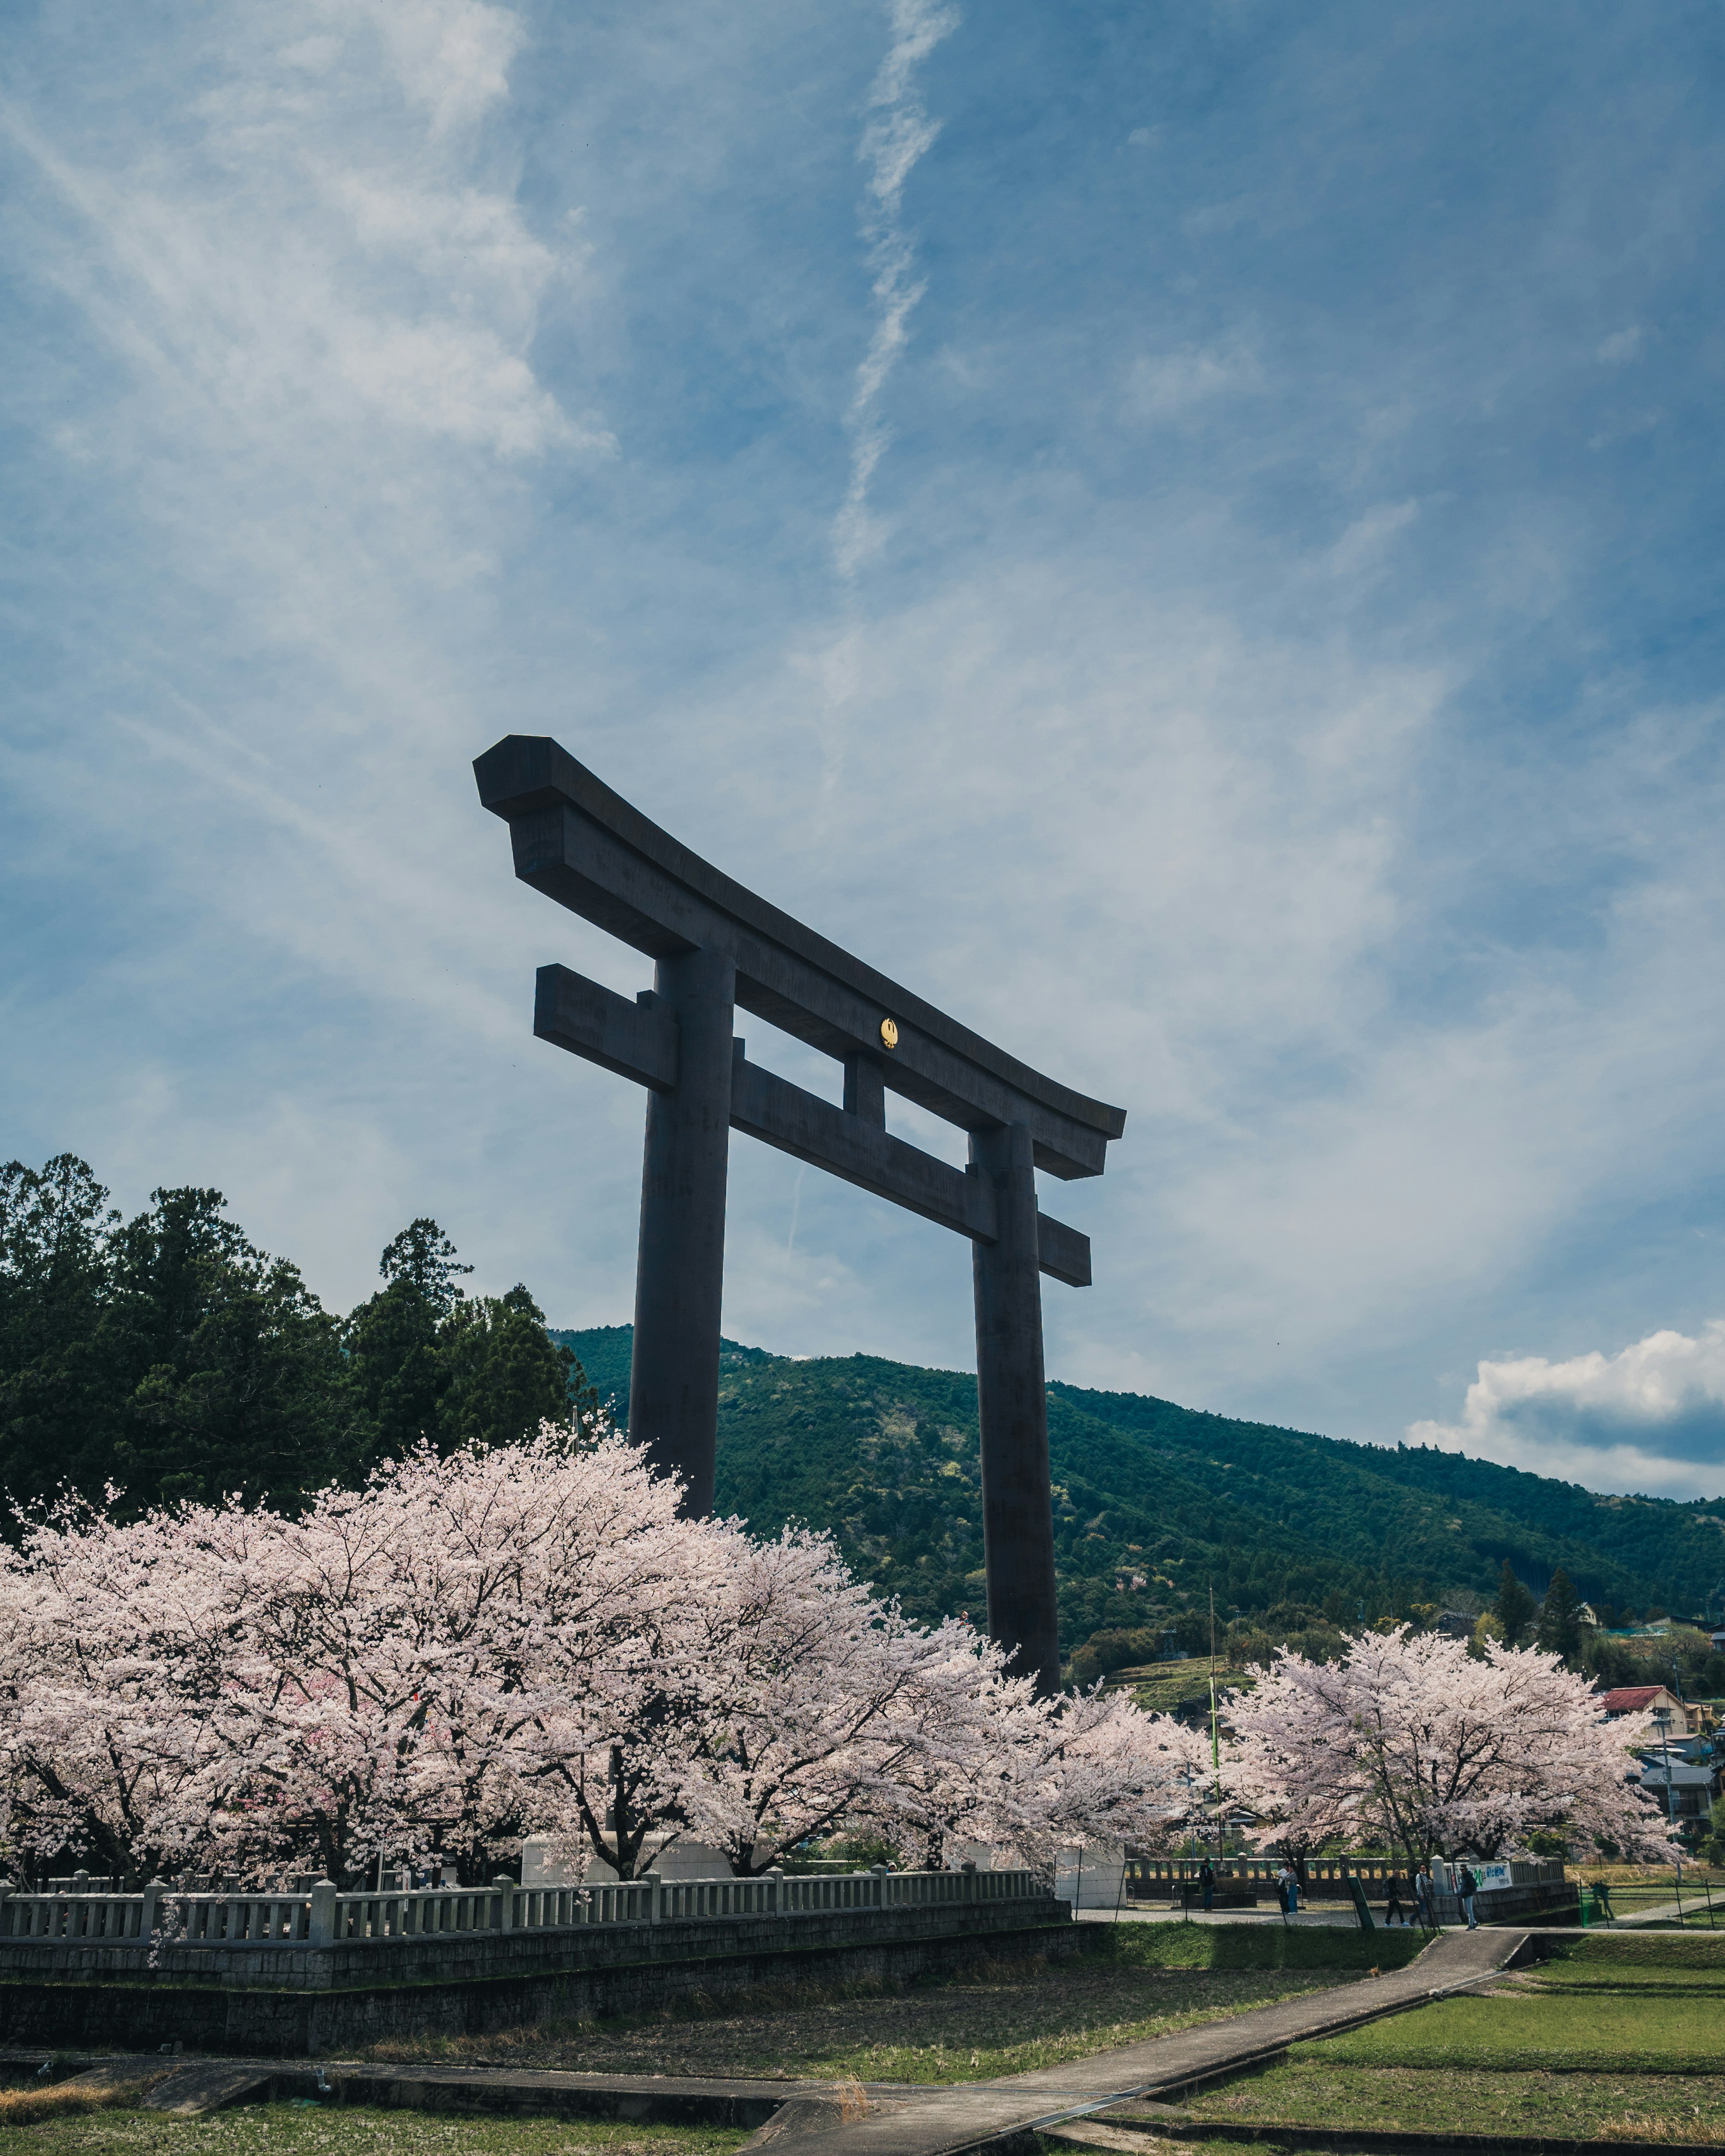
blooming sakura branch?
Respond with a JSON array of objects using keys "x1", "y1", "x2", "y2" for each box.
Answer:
[
  {"x1": 0, "y1": 1427, "x2": 1198, "y2": 1886},
  {"x1": 1227, "y1": 1626, "x2": 1676, "y2": 1870}
]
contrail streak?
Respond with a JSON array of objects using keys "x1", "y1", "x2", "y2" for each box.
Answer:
[{"x1": 832, "y1": 0, "x2": 960, "y2": 585}]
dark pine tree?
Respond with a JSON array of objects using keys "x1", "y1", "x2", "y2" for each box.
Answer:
[
  {"x1": 1495, "y1": 1558, "x2": 1539, "y2": 1647},
  {"x1": 1536, "y1": 1567, "x2": 1584, "y2": 1663}
]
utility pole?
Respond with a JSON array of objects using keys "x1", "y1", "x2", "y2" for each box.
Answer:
[
  {"x1": 1208, "y1": 1583, "x2": 1223, "y2": 1854},
  {"x1": 1654, "y1": 1705, "x2": 1682, "y2": 1910}
]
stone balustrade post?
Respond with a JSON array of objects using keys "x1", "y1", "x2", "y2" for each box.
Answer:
[
  {"x1": 871, "y1": 1863, "x2": 889, "y2": 1909},
  {"x1": 308, "y1": 1880, "x2": 336, "y2": 1949},
  {"x1": 491, "y1": 1876, "x2": 515, "y2": 1931},
  {"x1": 140, "y1": 1877, "x2": 165, "y2": 1943}
]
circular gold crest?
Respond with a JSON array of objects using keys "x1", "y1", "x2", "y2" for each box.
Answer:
[{"x1": 879, "y1": 1017, "x2": 899, "y2": 1051}]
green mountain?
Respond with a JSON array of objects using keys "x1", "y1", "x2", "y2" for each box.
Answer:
[{"x1": 554, "y1": 1326, "x2": 1725, "y2": 1661}]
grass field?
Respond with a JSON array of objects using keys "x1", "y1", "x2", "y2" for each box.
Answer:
[
  {"x1": 1290, "y1": 1989, "x2": 1722, "y2": 2072},
  {"x1": 1180, "y1": 1931, "x2": 1725, "y2": 2145},
  {"x1": 1089, "y1": 1924, "x2": 1429, "y2": 1972},
  {"x1": 1185, "y1": 2062, "x2": 1725, "y2": 2143},
  {"x1": 1285, "y1": 1932, "x2": 1725, "y2": 2072},
  {"x1": 0, "y1": 2110, "x2": 746, "y2": 2156},
  {"x1": 365, "y1": 1925, "x2": 1390, "y2": 2085}
]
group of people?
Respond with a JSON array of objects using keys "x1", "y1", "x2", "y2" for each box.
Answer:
[
  {"x1": 1381, "y1": 1861, "x2": 1483, "y2": 1928},
  {"x1": 1186, "y1": 1856, "x2": 1484, "y2": 1929}
]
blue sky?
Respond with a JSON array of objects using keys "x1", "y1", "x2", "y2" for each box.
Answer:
[{"x1": 6, "y1": 0, "x2": 1725, "y2": 1499}]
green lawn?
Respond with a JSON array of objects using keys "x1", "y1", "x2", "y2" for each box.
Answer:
[
  {"x1": 1175, "y1": 1932, "x2": 1725, "y2": 2146},
  {"x1": 1292, "y1": 1991, "x2": 1722, "y2": 2072},
  {"x1": 1089, "y1": 1923, "x2": 1429, "y2": 1973},
  {"x1": 1184, "y1": 2063, "x2": 1725, "y2": 2143},
  {"x1": 0, "y1": 2111, "x2": 746, "y2": 2156},
  {"x1": 1288, "y1": 1931, "x2": 1725, "y2": 2072}
]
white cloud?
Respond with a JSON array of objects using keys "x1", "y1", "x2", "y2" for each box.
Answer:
[
  {"x1": 1410, "y1": 1322, "x2": 1725, "y2": 1498},
  {"x1": 1327, "y1": 500, "x2": 1419, "y2": 580},
  {"x1": 343, "y1": 0, "x2": 526, "y2": 137},
  {"x1": 1597, "y1": 325, "x2": 1645, "y2": 366},
  {"x1": 1125, "y1": 340, "x2": 1264, "y2": 420}
]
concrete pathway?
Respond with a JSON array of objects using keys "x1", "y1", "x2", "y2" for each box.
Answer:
[{"x1": 739, "y1": 1924, "x2": 1528, "y2": 2156}]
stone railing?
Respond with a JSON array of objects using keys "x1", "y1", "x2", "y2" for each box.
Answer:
[{"x1": 0, "y1": 1864, "x2": 1041, "y2": 1954}]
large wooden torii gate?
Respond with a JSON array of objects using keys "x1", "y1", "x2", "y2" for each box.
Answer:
[{"x1": 475, "y1": 735, "x2": 1126, "y2": 1695}]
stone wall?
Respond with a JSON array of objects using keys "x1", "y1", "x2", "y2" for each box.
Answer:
[
  {"x1": 0, "y1": 1898, "x2": 1078, "y2": 2057},
  {"x1": 1430, "y1": 1880, "x2": 1578, "y2": 1926}
]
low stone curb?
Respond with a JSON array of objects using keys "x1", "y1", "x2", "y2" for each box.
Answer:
[{"x1": 1047, "y1": 2120, "x2": 1724, "y2": 2156}]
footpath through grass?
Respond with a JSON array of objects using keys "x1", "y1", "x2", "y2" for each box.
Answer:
[
  {"x1": 365, "y1": 1925, "x2": 1420, "y2": 2085},
  {"x1": 1183, "y1": 1931, "x2": 1725, "y2": 2145},
  {"x1": 0, "y1": 2109, "x2": 746, "y2": 2156}
]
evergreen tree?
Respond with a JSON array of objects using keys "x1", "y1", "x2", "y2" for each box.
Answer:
[
  {"x1": 435, "y1": 1285, "x2": 583, "y2": 1454},
  {"x1": 103, "y1": 1185, "x2": 353, "y2": 1512},
  {"x1": 344, "y1": 1227, "x2": 594, "y2": 1467},
  {"x1": 1, "y1": 1162, "x2": 354, "y2": 1515},
  {"x1": 378, "y1": 1219, "x2": 473, "y2": 1313},
  {"x1": 1494, "y1": 1559, "x2": 1538, "y2": 1647},
  {"x1": 0, "y1": 1156, "x2": 124, "y2": 1506},
  {"x1": 1, "y1": 1160, "x2": 595, "y2": 1520},
  {"x1": 1536, "y1": 1567, "x2": 1584, "y2": 1662}
]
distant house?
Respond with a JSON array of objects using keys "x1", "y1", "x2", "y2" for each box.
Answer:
[
  {"x1": 1640, "y1": 1757, "x2": 1720, "y2": 1819},
  {"x1": 1600, "y1": 1684, "x2": 1693, "y2": 1736},
  {"x1": 1435, "y1": 1612, "x2": 1475, "y2": 1639},
  {"x1": 1575, "y1": 1602, "x2": 1602, "y2": 1628}
]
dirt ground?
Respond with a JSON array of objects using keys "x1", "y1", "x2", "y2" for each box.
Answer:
[{"x1": 363, "y1": 1953, "x2": 1345, "y2": 2084}]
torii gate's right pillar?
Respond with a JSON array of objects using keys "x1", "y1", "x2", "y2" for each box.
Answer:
[{"x1": 970, "y1": 1122, "x2": 1062, "y2": 1697}]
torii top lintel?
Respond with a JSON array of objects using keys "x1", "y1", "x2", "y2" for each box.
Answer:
[{"x1": 474, "y1": 733, "x2": 1127, "y2": 1182}]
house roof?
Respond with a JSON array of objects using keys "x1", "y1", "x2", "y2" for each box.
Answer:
[{"x1": 1601, "y1": 1685, "x2": 1675, "y2": 1711}]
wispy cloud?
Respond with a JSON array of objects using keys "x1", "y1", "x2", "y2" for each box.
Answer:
[
  {"x1": 831, "y1": 0, "x2": 960, "y2": 585},
  {"x1": 1125, "y1": 339, "x2": 1264, "y2": 422}
]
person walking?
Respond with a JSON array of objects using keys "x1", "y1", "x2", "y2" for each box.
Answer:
[
  {"x1": 1199, "y1": 1857, "x2": 1215, "y2": 1913},
  {"x1": 1273, "y1": 1864, "x2": 1289, "y2": 1914},
  {"x1": 1277, "y1": 1861, "x2": 1299, "y2": 1914},
  {"x1": 1383, "y1": 1872, "x2": 1407, "y2": 1926},
  {"x1": 1458, "y1": 1861, "x2": 1479, "y2": 1930},
  {"x1": 1414, "y1": 1864, "x2": 1435, "y2": 1928}
]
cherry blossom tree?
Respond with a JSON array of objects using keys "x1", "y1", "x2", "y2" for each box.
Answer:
[
  {"x1": 1225, "y1": 1661, "x2": 1365, "y2": 1881},
  {"x1": 977, "y1": 1682, "x2": 1211, "y2": 1871},
  {"x1": 212, "y1": 1428, "x2": 723, "y2": 1883},
  {"x1": 1227, "y1": 1626, "x2": 1675, "y2": 1871},
  {"x1": 670, "y1": 1524, "x2": 992, "y2": 1874},
  {"x1": 0, "y1": 1490, "x2": 269, "y2": 1881}
]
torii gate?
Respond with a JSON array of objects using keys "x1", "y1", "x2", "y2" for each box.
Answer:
[{"x1": 475, "y1": 735, "x2": 1126, "y2": 1695}]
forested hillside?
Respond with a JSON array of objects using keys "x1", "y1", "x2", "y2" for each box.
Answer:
[{"x1": 557, "y1": 1325, "x2": 1725, "y2": 1659}]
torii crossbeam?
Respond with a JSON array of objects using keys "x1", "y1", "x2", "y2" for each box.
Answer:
[{"x1": 476, "y1": 735, "x2": 1126, "y2": 1695}]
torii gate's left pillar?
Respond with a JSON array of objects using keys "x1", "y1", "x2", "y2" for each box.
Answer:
[{"x1": 628, "y1": 945, "x2": 735, "y2": 1515}]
